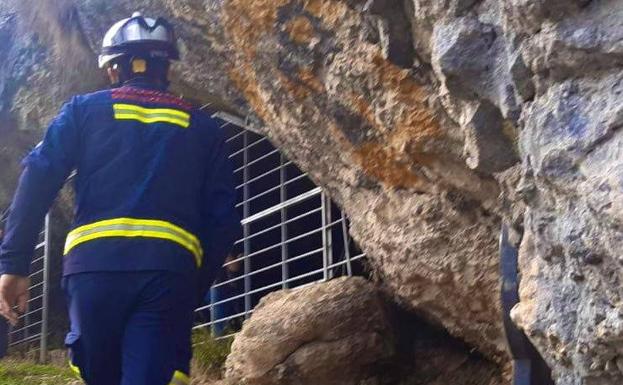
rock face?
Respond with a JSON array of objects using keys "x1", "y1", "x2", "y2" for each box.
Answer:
[{"x1": 1, "y1": 0, "x2": 622, "y2": 384}]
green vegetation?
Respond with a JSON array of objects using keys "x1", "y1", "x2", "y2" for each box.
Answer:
[
  {"x1": 0, "y1": 360, "x2": 79, "y2": 385},
  {"x1": 192, "y1": 328, "x2": 233, "y2": 374}
]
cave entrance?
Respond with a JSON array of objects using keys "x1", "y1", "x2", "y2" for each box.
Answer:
[{"x1": 193, "y1": 112, "x2": 366, "y2": 337}]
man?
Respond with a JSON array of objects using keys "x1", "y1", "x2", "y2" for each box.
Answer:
[{"x1": 0, "y1": 12, "x2": 240, "y2": 385}]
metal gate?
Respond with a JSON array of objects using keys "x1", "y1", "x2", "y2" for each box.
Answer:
[
  {"x1": 0, "y1": 213, "x2": 50, "y2": 362},
  {"x1": 194, "y1": 113, "x2": 365, "y2": 336}
]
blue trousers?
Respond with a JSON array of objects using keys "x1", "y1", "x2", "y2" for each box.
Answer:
[
  {"x1": 0, "y1": 317, "x2": 7, "y2": 359},
  {"x1": 63, "y1": 271, "x2": 196, "y2": 385}
]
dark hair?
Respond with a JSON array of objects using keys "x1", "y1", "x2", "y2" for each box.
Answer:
[{"x1": 110, "y1": 55, "x2": 170, "y2": 86}]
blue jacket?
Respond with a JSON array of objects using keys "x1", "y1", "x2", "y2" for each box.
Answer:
[{"x1": 0, "y1": 81, "x2": 241, "y2": 284}]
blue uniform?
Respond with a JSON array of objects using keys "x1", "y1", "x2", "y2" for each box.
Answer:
[{"x1": 0, "y1": 80, "x2": 241, "y2": 384}]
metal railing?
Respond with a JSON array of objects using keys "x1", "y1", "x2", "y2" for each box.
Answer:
[
  {"x1": 0, "y1": 213, "x2": 50, "y2": 362},
  {"x1": 194, "y1": 115, "x2": 365, "y2": 336}
]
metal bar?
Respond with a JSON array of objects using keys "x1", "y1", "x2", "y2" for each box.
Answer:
[
  {"x1": 232, "y1": 206, "x2": 322, "y2": 247},
  {"x1": 229, "y1": 136, "x2": 269, "y2": 159},
  {"x1": 242, "y1": 187, "x2": 321, "y2": 225},
  {"x1": 280, "y1": 153, "x2": 289, "y2": 289},
  {"x1": 340, "y1": 211, "x2": 353, "y2": 276},
  {"x1": 242, "y1": 127, "x2": 252, "y2": 318},
  {"x1": 321, "y1": 192, "x2": 329, "y2": 281},
  {"x1": 226, "y1": 129, "x2": 245, "y2": 143},
  {"x1": 234, "y1": 148, "x2": 281, "y2": 173},
  {"x1": 241, "y1": 217, "x2": 343, "y2": 262},
  {"x1": 207, "y1": 247, "x2": 324, "y2": 296},
  {"x1": 8, "y1": 333, "x2": 42, "y2": 347},
  {"x1": 235, "y1": 160, "x2": 293, "y2": 190},
  {"x1": 40, "y1": 213, "x2": 50, "y2": 363},
  {"x1": 9, "y1": 321, "x2": 43, "y2": 336},
  {"x1": 235, "y1": 172, "x2": 310, "y2": 209}
]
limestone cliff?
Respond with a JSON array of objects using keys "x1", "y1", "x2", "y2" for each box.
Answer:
[{"x1": 0, "y1": 1, "x2": 622, "y2": 384}]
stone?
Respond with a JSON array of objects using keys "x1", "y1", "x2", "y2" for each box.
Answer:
[{"x1": 224, "y1": 277, "x2": 394, "y2": 385}]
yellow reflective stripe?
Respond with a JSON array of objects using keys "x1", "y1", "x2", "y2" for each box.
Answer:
[
  {"x1": 115, "y1": 113, "x2": 190, "y2": 128},
  {"x1": 68, "y1": 360, "x2": 82, "y2": 378},
  {"x1": 113, "y1": 103, "x2": 190, "y2": 128},
  {"x1": 114, "y1": 103, "x2": 190, "y2": 118},
  {"x1": 169, "y1": 371, "x2": 190, "y2": 385},
  {"x1": 64, "y1": 218, "x2": 203, "y2": 267}
]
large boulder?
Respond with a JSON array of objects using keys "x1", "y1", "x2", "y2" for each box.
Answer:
[
  {"x1": 223, "y1": 276, "x2": 505, "y2": 385},
  {"x1": 224, "y1": 277, "x2": 394, "y2": 385}
]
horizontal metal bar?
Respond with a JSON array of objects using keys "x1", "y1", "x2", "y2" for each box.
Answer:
[
  {"x1": 235, "y1": 161, "x2": 293, "y2": 190},
  {"x1": 9, "y1": 334, "x2": 42, "y2": 347},
  {"x1": 28, "y1": 294, "x2": 44, "y2": 303},
  {"x1": 215, "y1": 247, "x2": 324, "y2": 290},
  {"x1": 242, "y1": 187, "x2": 321, "y2": 225},
  {"x1": 9, "y1": 321, "x2": 42, "y2": 335},
  {"x1": 243, "y1": 217, "x2": 343, "y2": 260},
  {"x1": 212, "y1": 112, "x2": 262, "y2": 135},
  {"x1": 229, "y1": 136, "x2": 269, "y2": 158},
  {"x1": 234, "y1": 148, "x2": 281, "y2": 173},
  {"x1": 195, "y1": 280, "x2": 284, "y2": 314},
  {"x1": 233, "y1": 206, "x2": 322, "y2": 246},
  {"x1": 193, "y1": 309, "x2": 252, "y2": 329},
  {"x1": 234, "y1": 172, "x2": 310, "y2": 209},
  {"x1": 18, "y1": 307, "x2": 43, "y2": 319},
  {"x1": 226, "y1": 129, "x2": 245, "y2": 143},
  {"x1": 28, "y1": 270, "x2": 44, "y2": 279}
]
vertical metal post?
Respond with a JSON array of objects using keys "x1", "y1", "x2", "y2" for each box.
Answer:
[
  {"x1": 321, "y1": 192, "x2": 334, "y2": 281},
  {"x1": 39, "y1": 214, "x2": 50, "y2": 363},
  {"x1": 242, "y1": 129, "x2": 252, "y2": 317},
  {"x1": 340, "y1": 210, "x2": 353, "y2": 276},
  {"x1": 279, "y1": 153, "x2": 289, "y2": 289},
  {"x1": 325, "y1": 196, "x2": 334, "y2": 279}
]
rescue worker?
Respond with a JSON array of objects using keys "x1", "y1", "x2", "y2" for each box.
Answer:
[{"x1": 0, "y1": 12, "x2": 240, "y2": 385}]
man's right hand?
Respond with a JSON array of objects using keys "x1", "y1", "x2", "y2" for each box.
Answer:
[{"x1": 0, "y1": 274, "x2": 30, "y2": 326}]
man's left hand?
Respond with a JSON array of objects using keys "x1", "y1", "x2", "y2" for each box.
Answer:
[{"x1": 0, "y1": 274, "x2": 30, "y2": 326}]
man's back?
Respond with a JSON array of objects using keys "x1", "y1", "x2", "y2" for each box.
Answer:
[
  {"x1": 0, "y1": 13, "x2": 240, "y2": 385},
  {"x1": 54, "y1": 82, "x2": 238, "y2": 276}
]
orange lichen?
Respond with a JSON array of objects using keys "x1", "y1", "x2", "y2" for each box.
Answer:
[
  {"x1": 285, "y1": 16, "x2": 316, "y2": 45},
  {"x1": 277, "y1": 72, "x2": 312, "y2": 101},
  {"x1": 222, "y1": 0, "x2": 443, "y2": 189},
  {"x1": 297, "y1": 67, "x2": 325, "y2": 94},
  {"x1": 354, "y1": 143, "x2": 421, "y2": 189},
  {"x1": 303, "y1": 0, "x2": 348, "y2": 26}
]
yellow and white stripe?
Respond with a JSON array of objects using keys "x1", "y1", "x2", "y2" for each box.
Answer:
[
  {"x1": 64, "y1": 218, "x2": 203, "y2": 267},
  {"x1": 113, "y1": 103, "x2": 190, "y2": 128}
]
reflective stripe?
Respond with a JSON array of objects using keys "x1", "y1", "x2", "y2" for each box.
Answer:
[
  {"x1": 113, "y1": 103, "x2": 190, "y2": 128},
  {"x1": 64, "y1": 218, "x2": 203, "y2": 267},
  {"x1": 169, "y1": 370, "x2": 190, "y2": 385},
  {"x1": 69, "y1": 360, "x2": 82, "y2": 378}
]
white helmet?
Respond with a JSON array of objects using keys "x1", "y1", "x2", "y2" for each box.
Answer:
[{"x1": 98, "y1": 12, "x2": 179, "y2": 68}]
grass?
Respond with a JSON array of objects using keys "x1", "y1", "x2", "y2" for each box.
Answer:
[
  {"x1": 192, "y1": 328, "x2": 233, "y2": 374},
  {"x1": 0, "y1": 330, "x2": 233, "y2": 385},
  {"x1": 0, "y1": 360, "x2": 79, "y2": 385}
]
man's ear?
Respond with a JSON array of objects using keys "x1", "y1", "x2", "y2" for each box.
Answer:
[{"x1": 107, "y1": 66, "x2": 120, "y2": 85}]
